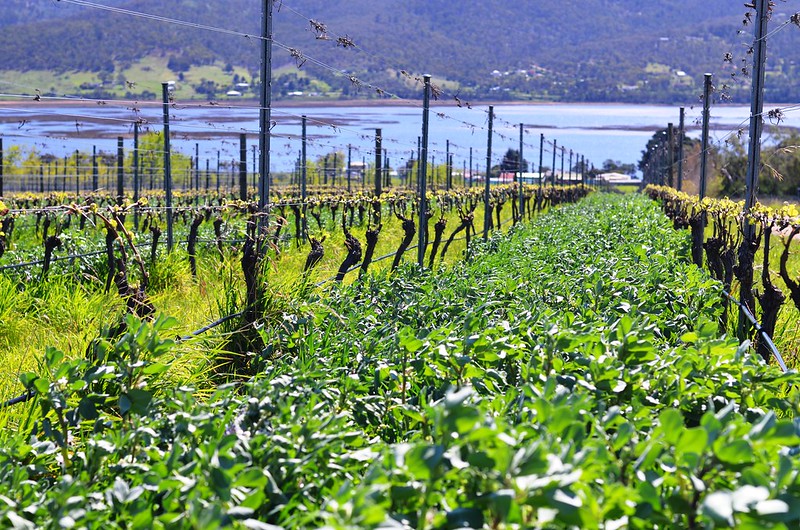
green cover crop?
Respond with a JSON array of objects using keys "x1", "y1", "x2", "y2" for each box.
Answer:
[{"x1": 2, "y1": 193, "x2": 798, "y2": 529}]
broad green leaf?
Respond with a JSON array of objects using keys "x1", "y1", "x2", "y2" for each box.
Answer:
[
  {"x1": 124, "y1": 389, "x2": 153, "y2": 416},
  {"x1": 405, "y1": 445, "x2": 444, "y2": 480},
  {"x1": 33, "y1": 378, "x2": 49, "y2": 394},
  {"x1": 78, "y1": 397, "x2": 98, "y2": 420},
  {"x1": 119, "y1": 394, "x2": 132, "y2": 415},
  {"x1": 748, "y1": 411, "x2": 776, "y2": 440},
  {"x1": 715, "y1": 439, "x2": 753, "y2": 466},
  {"x1": 44, "y1": 347, "x2": 64, "y2": 369},
  {"x1": 399, "y1": 327, "x2": 423, "y2": 352},
  {"x1": 611, "y1": 422, "x2": 635, "y2": 452},
  {"x1": 658, "y1": 409, "x2": 684, "y2": 445},
  {"x1": 18, "y1": 372, "x2": 38, "y2": 389},
  {"x1": 676, "y1": 427, "x2": 708, "y2": 469}
]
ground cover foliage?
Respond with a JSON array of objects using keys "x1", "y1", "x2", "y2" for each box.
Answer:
[{"x1": 2, "y1": 193, "x2": 800, "y2": 529}]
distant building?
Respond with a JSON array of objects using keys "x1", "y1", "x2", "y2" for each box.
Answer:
[
  {"x1": 597, "y1": 172, "x2": 640, "y2": 186},
  {"x1": 498, "y1": 172, "x2": 547, "y2": 184},
  {"x1": 348, "y1": 161, "x2": 367, "y2": 181},
  {"x1": 494, "y1": 172, "x2": 518, "y2": 184}
]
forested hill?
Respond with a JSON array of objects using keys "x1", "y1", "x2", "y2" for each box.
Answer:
[{"x1": 2, "y1": 0, "x2": 799, "y2": 103}]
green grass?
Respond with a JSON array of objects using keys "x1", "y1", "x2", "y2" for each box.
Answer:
[
  {"x1": 0, "y1": 57, "x2": 462, "y2": 102},
  {"x1": 614, "y1": 184, "x2": 641, "y2": 193},
  {"x1": 0, "y1": 55, "x2": 254, "y2": 100},
  {"x1": 0, "y1": 69, "x2": 102, "y2": 96},
  {"x1": 0, "y1": 275, "x2": 124, "y2": 401}
]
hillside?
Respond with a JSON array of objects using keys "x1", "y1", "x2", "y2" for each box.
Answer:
[
  {"x1": 0, "y1": 0, "x2": 121, "y2": 26},
  {"x1": 1, "y1": 0, "x2": 799, "y2": 103}
]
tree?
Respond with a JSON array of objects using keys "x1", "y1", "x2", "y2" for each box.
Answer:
[
  {"x1": 500, "y1": 148, "x2": 529, "y2": 172},
  {"x1": 715, "y1": 131, "x2": 800, "y2": 198},
  {"x1": 128, "y1": 132, "x2": 193, "y2": 181},
  {"x1": 638, "y1": 128, "x2": 696, "y2": 187},
  {"x1": 601, "y1": 159, "x2": 636, "y2": 175}
]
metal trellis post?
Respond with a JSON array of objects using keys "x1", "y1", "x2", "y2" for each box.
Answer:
[
  {"x1": 347, "y1": 144, "x2": 352, "y2": 193},
  {"x1": 302, "y1": 115, "x2": 308, "y2": 239},
  {"x1": 677, "y1": 107, "x2": 685, "y2": 191},
  {"x1": 518, "y1": 123, "x2": 524, "y2": 223},
  {"x1": 133, "y1": 122, "x2": 140, "y2": 228},
  {"x1": 418, "y1": 75, "x2": 431, "y2": 267},
  {"x1": 739, "y1": 0, "x2": 770, "y2": 338},
  {"x1": 667, "y1": 122, "x2": 674, "y2": 188},
  {"x1": 538, "y1": 133, "x2": 544, "y2": 193},
  {"x1": 483, "y1": 106, "x2": 494, "y2": 241},
  {"x1": 375, "y1": 129, "x2": 382, "y2": 199},
  {"x1": 699, "y1": 73, "x2": 712, "y2": 200},
  {"x1": 92, "y1": 146, "x2": 98, "y2": 192},
  {"x1": 239, "y1": 134, "x2": 248, "y2": 201},
  {"x1": 162, "y1": 82, "x2": 174, "y2": 252},
  {"x1": 116, "y1": 137, "x2": 124, "y2": 206},
  {"x1": 258, "y1": 0, "x2": 274, "y2": 241}
]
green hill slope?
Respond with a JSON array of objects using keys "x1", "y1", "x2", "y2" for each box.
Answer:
[{"x1": 1, "y1": 0, "x2": 798, "y2": 103}]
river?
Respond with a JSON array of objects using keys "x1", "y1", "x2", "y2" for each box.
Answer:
[{"x1": 0, "y1": 101, "x2": 797, "y2": 173}]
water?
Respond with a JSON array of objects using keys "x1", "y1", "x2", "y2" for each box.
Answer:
[{"x1": 0, "y1": 101, "x2": 796, "y2": 174}]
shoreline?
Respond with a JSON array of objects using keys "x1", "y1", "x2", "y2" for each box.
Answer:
[
  {"x1": 0, "y1": 97, "x2": 725, "y2": 110},
  {"x1": 1, "y1": 97, "x2": 795, "y2": 116},
  {"x1": 0, "y1": 97, "x2": 563, "y2": 109}
]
